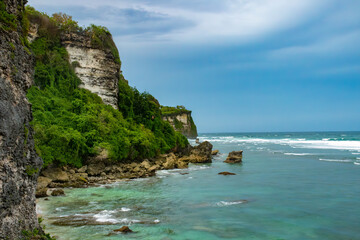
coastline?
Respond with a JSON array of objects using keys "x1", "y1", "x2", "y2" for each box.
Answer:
[{"x1": 35, "y1": 141, "x2": 214, "y2": 198}]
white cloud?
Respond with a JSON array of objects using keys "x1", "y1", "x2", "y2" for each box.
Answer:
[
  {"x1": 29, "y1": 0, "x2": 332, "y2": 44},
  {"x1": 269, "y1": 30, "x2": 360, "y2": 59}
]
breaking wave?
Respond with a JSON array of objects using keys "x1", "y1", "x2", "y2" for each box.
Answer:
[
  {"x1": 199, "y1": 136, "x2": 360, "y2": 151},
  {"x1": 319, "y1": 159, "x2": 353, "y2": 163}
]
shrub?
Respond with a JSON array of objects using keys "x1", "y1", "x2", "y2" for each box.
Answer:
[
  {"x1": 86, "y1": 24, "x2": 121, "y2": 65},
  {"x1": 161, "y1": 105, "x2": 191, "y2": 116}
]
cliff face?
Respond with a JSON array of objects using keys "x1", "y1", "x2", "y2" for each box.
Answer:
[
  {"x1": 0, "y1": 0, "x2": 42, "y2": 238},
  {"x1": 61, "y1": 32, "x2": 120, "y2": 109},
  {"x1": 162, "y1": 112, "x2": 198, "y2": 139}
]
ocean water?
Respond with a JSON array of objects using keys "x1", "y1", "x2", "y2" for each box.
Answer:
[{"x1": 37, "y1": 132, "x2": 360, "y2": 240}]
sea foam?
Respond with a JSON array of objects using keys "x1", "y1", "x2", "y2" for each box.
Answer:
[
  {"x1": 93, "y1": 210, "x2": 118, "y2": 223},
  {"x1": 215, "y1": 200, "x2": 247, "y2": 207},
  {"x1": 319, "y1": 159, "x2": 353, "y2": 163},
  {"x1": 120, "y1": 207, "x2": 131, "y2": 212},
  {"x1": 200, "y1": 136, "x2": 360, "y2": 151},
  {"x1": 284, "y1": 153, "x2": 312, "y2": 156}
]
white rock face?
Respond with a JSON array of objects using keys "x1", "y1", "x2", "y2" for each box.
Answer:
[
  {"x1": 163, "y1": 113, "x2": 189, "y2": 126},
  {"x1": 162, "y1": 112, "x2": 198, "y2": 138},
  {"x1": 66, "y1": 46, "x2": 119, "y2": 109}
]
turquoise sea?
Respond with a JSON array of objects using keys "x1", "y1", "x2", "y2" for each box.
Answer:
[{"x1": 37, "y1": 132, "x2": 360, "y2": 240}]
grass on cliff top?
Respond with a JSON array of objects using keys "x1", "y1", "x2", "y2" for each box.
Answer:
[
  {"x1": 161, "y1": 105, "x2": 191, "y2": 116},
  {"x1": 26, "y1": 7, "x2": 188, "y2": 168},
  {"x1": 25, "y1": 6, "x2": 121, "y2": 65}
]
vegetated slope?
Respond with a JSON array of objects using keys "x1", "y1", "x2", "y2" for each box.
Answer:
[{"x1": 25, "y1": 7, "x2": 188, "y2": 168}]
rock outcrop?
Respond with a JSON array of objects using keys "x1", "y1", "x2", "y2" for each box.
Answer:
[
  {"x1": 60, "y1": 31, "x2": 120, "y2": 109},
  {"x1": 179, "y1": 141, "x2": 213, "y2": 163},
  {"x1": 0, "y1": 0, "x2": 42, "y2": 238},
  {"x1": 162, "y1": 112, "x2": 198, "y2": 139},
  {"x1": 224, "y1": 151, "x2": 243, "y2": 163},
  {"x1": 35, "y1": 142, "x2": 213, "y2": 191}
]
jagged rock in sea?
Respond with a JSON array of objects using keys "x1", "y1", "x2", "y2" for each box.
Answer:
[
  {"x1": 224, "y1": 151, "x2": 243, "y2": 163},
  {"x1": 0, "y1": 0, "x2": 42, "y2": 238},
  {"x1": 179, "y1": 141, "x2": 213, "y2": 163}
]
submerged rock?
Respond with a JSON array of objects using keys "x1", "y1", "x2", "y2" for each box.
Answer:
[
  {"x1": 211, "y1": 150, "x2": 219, "y2": 155},
  {"x1": 224, "y1": 151, "x2": 243, "y2": 163},
  {"x1": 114, "y1": 226, "x2": 133, "y2": 233},
  {"x1": 51, "y1": 189, "x2": 65, "y2": 196},
  {"x1": 218, "y1": 172, "x2": 236, "y2": 175}
]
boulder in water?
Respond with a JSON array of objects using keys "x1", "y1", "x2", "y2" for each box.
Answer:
[
  {"x1": 51, "y1": 189, "x2": 65, "y2": 196},
  {"x1": 114, "y1": 226, "x2": 133, "y2": 233},
  {"x1": 35, "y1": 188, "x2": 49, "y2": 198},
  {"x1": 211, "y1": 150, "x2": 219, "y2": 155},
  {"x1": 218, "y1": 172, "x2": 236, "y2": 175},
  {"x1": 224, "y1": 151, "x2": 243, "y2": 163},
  {"x1": 179, "y1": 141, "x2": 213, "y2": 163}
]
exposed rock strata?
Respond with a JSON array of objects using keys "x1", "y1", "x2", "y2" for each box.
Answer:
[
  {"x1": 0, "y1": 0, "x2": 42, "y2": 238},
  {"x1": 162, "y1": 112, "x2": 198, "y2": 139},
  {"x1": 61, "y1": 32, "x2": 120, "y2": 109}
]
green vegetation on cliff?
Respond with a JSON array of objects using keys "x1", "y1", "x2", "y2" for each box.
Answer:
[
  {"x1": 161, "y1": 105, "x2": 191, "y2": 116},
  {"x1": 26, "y1": 7, "x2": 120, "y2": 64},
  {"x1": 26, "y1": 8, "x2": 188, "y2": 167},
  {"x1": 87, "y1": 24, "x2": 121, "y2": 65}
]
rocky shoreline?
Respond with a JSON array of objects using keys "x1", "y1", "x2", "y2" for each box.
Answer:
[{"x1": 36, "y1": 142, "x2": 214, "y2": 198}]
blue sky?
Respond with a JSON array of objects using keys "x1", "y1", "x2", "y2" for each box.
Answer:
[{"x1": 29, "y1": 0, "x2": 360, "y2": 133}]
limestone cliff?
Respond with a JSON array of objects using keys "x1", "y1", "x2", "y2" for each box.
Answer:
[
  {"x1": 0, "y1": 0, "x2": 42, "y2": 238},
  {"x1": 61, "y1": 31, "x2": 120, "y2": 109},
  {"x1": 161, "y1": 106, "x2": 198, "y2": 139}
]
